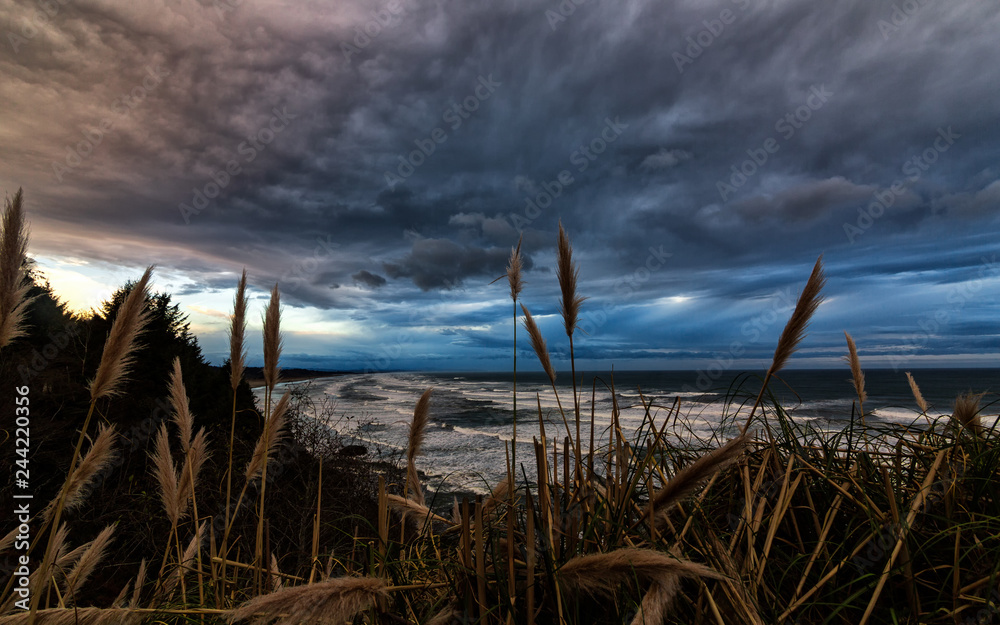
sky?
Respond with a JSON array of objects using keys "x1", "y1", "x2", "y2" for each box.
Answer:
[{"x1": 1, "y1": 0, "x2": 999, "y2": 374}]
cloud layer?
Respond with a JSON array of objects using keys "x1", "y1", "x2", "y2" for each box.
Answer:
[{"x1": 1, "y1": 0, "x2": 998, "y2": 371}]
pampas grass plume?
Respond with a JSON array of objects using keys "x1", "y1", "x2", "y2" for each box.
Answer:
[
  {"x1": 63, "y1": 525, "x2": 116, "y2": 601},
  {"x1": 906, "y1": 372, "x2": 929, "y2": 414},
  {"x1": 269, "y1": 554, "x2": 283, "y2": 593},
  {"x1": 161, "y1": 522, "x2": 205, "y2": 598},
  {"x1": 168, "y1": 357, "x2": 193, "y2": 452},
  {"x1": 130, "y1": 559, "x2": 147, "y2": 608},
  {"x1": 768, "y1": 256, "x2": 825, "y2": 376},
  {"x1": 647, "y1": 434, "x2": 747, "y2": 527},
  {"x1": 629, "y1": 575, "x2": 680, "y2": 625},
  {"x1": 45, "y1": 425, "x2": 118, "y2": 521},
  {"x1": 228, "y1": 576, "x2": 387, "y2": 625},
  {"x1": 558, "y1": 548, "x2": 722, "y2": 597},
  {"x1": 0, "y1": 188, "x2": 35, "y2": 349},
  {"x1": 176, "y1": 427, "x2": 209, "y2": 518},
  {"x1": 246, "y1": 390, "x2": 291, "y2": 481},
  {"x1": 262, "y1": 283, "x2": 282, "y2": 392},
  {"x1": 230, "y1": 269, "x2": 249, "y2": 391},
  {"x1": 406, "y1": 388, "x2": 433, "y2": 506},
  {"x1": 844, "y1": 332, "x2": 867, "y2": 406},
  {"x1": 151, "y1": 424, "x2": 180, "y2": 526},
  {"x1": 49, "y1": 523, "x2": 70, "y2": 566},
  {"x1": 89, "y1": 266, "x2": 153, "y2": 400},
  {"x1": 557, "y1": 221, "x2": 586, "y2": 337},
  {"x1": 386, "y1": 494, "x2": 453, "y2": 526},
  {"x1": 521, "y1": 304, "x2": 556, "y2": 385},
  {"x1": 425, "y1": 603, "x2": 463, "y2": 625},
  {"x1": 506, "y1": 234, "x2": 524, "y2": 301},
  {"x1": 952, "y1": 392, "x2": 982, "y2": 437}
]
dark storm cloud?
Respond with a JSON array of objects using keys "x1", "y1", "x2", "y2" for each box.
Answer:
[
  {"x1": 1, "y1": 0, "x2": 998, "y2": 368},
  {"x1": 352, "y1": 269, "x2": 386, "y2": 288},
  {"x1": 383, "y1": 238, "x2": 513, "y2": 290},
  {"x1": 730, "y1": 177, "x2": 878, "y2": 223}
]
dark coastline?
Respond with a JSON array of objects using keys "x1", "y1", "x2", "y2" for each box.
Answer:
[{"x1": 244, "y1": 367, "x2": 353, "y2": 389}]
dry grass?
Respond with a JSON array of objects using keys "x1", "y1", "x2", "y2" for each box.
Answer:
[
  {"x1": 227, "y1": 576, "x2": 387, "y2": 625},
  {"x1": 46, "y1": 425, "x2": 118, "y2": 520},
  {"x1": 130, "y1": 559, "x2": 147, "y2": 609},
  {"x1": 406, "y1": 388, "x2": 433, "y2": 506},
  {"x1": 167, "y1": 357, "x2": 208, "y2": 517},
  {"x1": 844, "y1": 331, "x2": 867, "y2": 410},
  {"x1": 4, "y1": 196, "x2": 999, "y2": 625},
  {"x1": 262, "y1": 284, "x2": 282, "y2": 393},
  {"x1": 245, "y1": 390, "x2": 291, "y2": 482},
  {"x1": 224, "y1": 269, "x2": 250, "y2": 594},
  {"x1": 769, "y1": 255, "x2": 825, "y2": 377},
  {"x1": 952, "y1": 391, "x2": 983, "y2": 437},
  {"x1": 168, "y1": 358, "x2": 194, "y2": 453},
  {"x1": 62, "y1": 525, "x2": 116, "y2": 602},
  {"x1": 176, "y1": 428, "x2": 209, "y2": 519},
  {"x1": 520, "y1": 303, "x2": 556, "y2": 385},
  {"x1": 151, "y1": 424, "x2": 182, "y2": 527},
  {"x1": 0, "y1": 607, "x2": 141, "y2": 625},
  {"x1": 229, "y1": 269, "x2": 249, "y2": 392},
  {"x1": 906, "y1": 371, "x2": 929, "y2": 415},
  {"x1": 0, "y1": 188, "x2": 34, "y2": 349},
  {"x1": 558, "y1": 549, "x2": 723, "y2": 597},
  {"x1": 558, "y1": 222, "x2": 587, "y2": 471},
  {"x1": 88, "y1": 266, "x2": 153, "y2": 401},
  {"x1": 629, "y1": 575, "x2": 680, "y2": 625},
  {"x1": 557, "y1": 221, "x2": 585, "y2": 338},
  {"x1": 506, "y1": 235, "x2": 524, "y2": 488},
  {"x1": 743, "y1": 255, "x2": 825, "y2": 433},
  {"x1": 506, "y1": 235, "x2": 524, "y2": 302},
  {"x1": 646, "y1": 433, "x2": 747, "y2": 528},
  {"x1": 160, "y1": 523, "x2": 205, "y2": 599},
  {"x1": 386, "y1": 494, "x2": 453, "y2": 528}
]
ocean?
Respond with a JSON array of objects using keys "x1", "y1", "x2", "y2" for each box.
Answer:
[{"x1": 257, "y1": 368, "x2": 999, "y2": 495}]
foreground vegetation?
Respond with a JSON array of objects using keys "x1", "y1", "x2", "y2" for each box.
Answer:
[{"x1": 1, "y1": 189, "x2": 998, "y2": 624}]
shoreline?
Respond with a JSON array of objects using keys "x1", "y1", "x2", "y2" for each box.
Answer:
[{"x1": 246, "y1": 368, "x2": 352, "y2": 390}]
